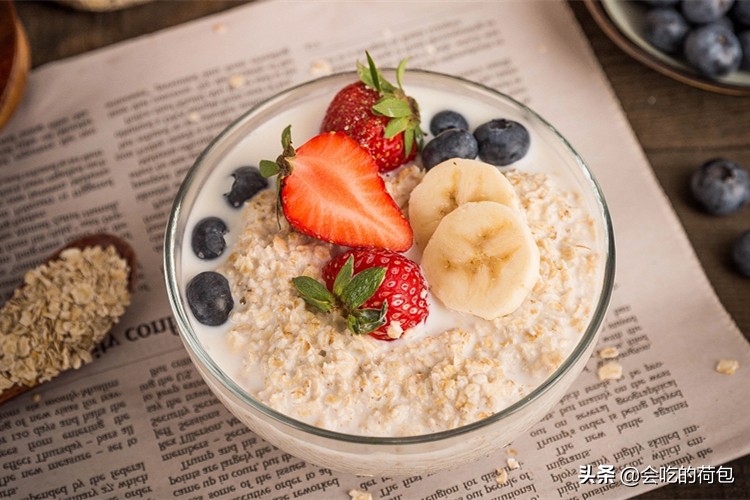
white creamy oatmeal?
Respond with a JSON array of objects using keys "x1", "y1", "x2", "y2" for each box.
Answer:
[{"x1": 218, "y1": 165, "x2": 598, "y2": 437}]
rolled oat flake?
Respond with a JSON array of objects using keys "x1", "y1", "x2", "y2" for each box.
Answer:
[{"x1": 0, "y1": 246, "x2": 131, "y2": 393}]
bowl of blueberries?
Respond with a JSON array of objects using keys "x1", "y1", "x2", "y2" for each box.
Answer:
[{"x1": 585, "y1": 0, "x2": 750, "y2": 95}]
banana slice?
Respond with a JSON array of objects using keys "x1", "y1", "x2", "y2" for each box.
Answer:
[
  {"x1": 408, "y1": 158, "x2": 521, "y2": 249},
  {"x1": 422, "y1": 201, "x2": 539, "y2": 320}
]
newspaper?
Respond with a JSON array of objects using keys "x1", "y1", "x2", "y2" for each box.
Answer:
[{"x1": 1, "y1": 1, "x2": 748, "y2": 499}]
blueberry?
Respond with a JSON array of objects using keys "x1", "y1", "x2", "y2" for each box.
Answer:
[
  {"x1": 192, "y1": 217, "x2": 228, "y2": 260},
  {"x1": 732, "y1": 0, "x2": 750, "y2": 26},
  {"x1": 421, "y1": 129, "x2": 478, "y2": 169},
  {"x1": 690, "y1": 158, "x2": 750, "y2": 215},
  {"x1": 711, "y1": 15, "x2": 736, "y2": 32},
  {"x1": 645, "y1": 8, "x2": 690, "y2": 53},
  {"x1": 682, "y1": 0, "x2": 734, "y2": 24},
  {"x1": 429, "y1": 110, "x2": 469, "y2": 136},
  {"x1": 186, "y1": 271, "x2": 234, "y2": 326},
  {"x1": 473, "y1": 119, "x2": 530, "y2": 167},
  {"x1": 732, "y1": 230, "x2": 750, "y2": 277},
  {"x1": 739, "y1": 31, "x2": 750, "y2": 68},
  {"x1": 684, "y1": 24, "x2": 742, "y2": 77},
  {"x1": 225, "y1": 166, "x2": 268, "y2": 208}
]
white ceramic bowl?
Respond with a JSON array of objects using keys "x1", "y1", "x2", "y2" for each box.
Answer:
[{"x1": 164, "y1": 70, "x2": 615, "y2": 476}]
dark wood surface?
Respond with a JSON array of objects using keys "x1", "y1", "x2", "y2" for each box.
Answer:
[{"x1": 10, "y1": 1, "x2": 749, "y2": 498}]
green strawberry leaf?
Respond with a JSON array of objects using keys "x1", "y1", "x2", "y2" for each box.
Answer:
[
  {"x1": 292, "y1": 276, "x2": 334, "y2": 313},
  {"x1": 281, "y1": 124, "x2": 292, "y2": 150},
  {"x1": 341, "y1": 266, "x2": 386, "y2": 310},
  {"x1": 396, "y1": 58, "x2": 408, "y2": 89},
  {"x1": 332, "y1": 255, "x2": 354, "y2": 296},
  {"x1": 357, "y1": 60, "x2": 376, "y2": 89},
  {"x1": 365, "y1": 51, "x2": 381, "y2": 93},
  {"x1": 259, "y1": 159, "x2": 279, "y2": 178},
  {"x1": 403, "y1": 128, "x2": 415, "y2": 157},
  {"x1": 384, "y1": 117, "x2": 410, "y2": 139},
  {"x1": 372, "y1": 97, "x2": 412, "y2": 118},
  {"x1": 348, "y1": 304, "x2": 388, "y2": 335}
]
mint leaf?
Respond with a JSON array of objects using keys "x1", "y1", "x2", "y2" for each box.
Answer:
[
  {"x1": 259, "y1": 160, "x2": 279, "y2": 178},
  {"x1": 340, "y1": 267, "x2": 385, "y2": 310},
  {"x1": 292, "y1": 276, "x2": 334, "y2": 313}
]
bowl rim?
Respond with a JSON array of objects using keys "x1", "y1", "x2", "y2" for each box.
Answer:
[{"x1": 164, "y1": 68, "x2": 616, "y2": 446}]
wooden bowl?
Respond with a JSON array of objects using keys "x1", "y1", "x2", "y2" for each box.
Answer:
[
  {"x1": 584, "y1": 0, "x2": 750, "y2": 97},
  {"x1": 0, "y1": 1, "x2": 30, "y2": 129}
]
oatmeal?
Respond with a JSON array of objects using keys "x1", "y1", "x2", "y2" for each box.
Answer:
[
  {"x1": 0, "y1": 245, "x2": 131, "y2": 392},
  {"x1": 220, "y1": 165, "x2": 599, "y2": 436}
]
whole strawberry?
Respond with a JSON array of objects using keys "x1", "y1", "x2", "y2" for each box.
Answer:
[
  {"x1": 293, "y1": 249, "x2": 429, "y2": 341},
  {"x1": 321, "y1": 52, "x2": 423, "y2": 173}
]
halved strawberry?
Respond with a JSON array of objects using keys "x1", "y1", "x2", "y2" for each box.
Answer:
[
  {"x1": 321, "y1": 52, "x2": 423, "y2": 173},
  {"x1": 260, "y1": 126, "x2": 413, "y2": 251}
]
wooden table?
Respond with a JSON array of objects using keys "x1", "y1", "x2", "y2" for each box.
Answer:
[{"x1": 12, "y1": 1, "x2": 750, "y2": 498}]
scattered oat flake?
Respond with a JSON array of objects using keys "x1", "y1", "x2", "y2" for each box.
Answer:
[
  {"x1": 715, "y1": 359, "x2": 739, "y2": 375},
  {"x1": 213, "y1": 23, "x2": 227, "y2": 34},
  {"x1": 309, "y1": 59, "x2": 333, "y2": 77},
  {"x1": 507, "y1": 457, "x2": 520, "y2": 470},
  {"x1": 495, "y1": 467, "x2": 509, "y2": 485},
  {"x1": 32, "y1": 393, "x2": 41, "y2": 403},
  {"x1": 187, "y1": 111, "x2": 201, "y2": 123},
  {"x1": 348, "y1": 489, "x2": 372, "y2": 500},
  {"x1": 506, "y1": 447, "x2": 518, "y2": 456},
  {"x1": 597, "y1": 361, "x2": 623, "y2": 381},
  {"x1": 598, "y1": 346, "x2": 619, "y2": 359},
  {"x1": 228, "y1": 74, "x2": 246, "y2": 89}
]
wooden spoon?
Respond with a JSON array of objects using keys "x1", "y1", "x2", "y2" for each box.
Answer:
[
  {"x1": 0, "y1": 1, "x2": 30, "y2": 130},
  {"x1": 0, "y1": 233, "x2": 137, "y2": 405}
]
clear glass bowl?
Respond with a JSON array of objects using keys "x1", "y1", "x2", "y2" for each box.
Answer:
[{"x1": 164, "y1": 70, "x2": 615, "y2": 476}]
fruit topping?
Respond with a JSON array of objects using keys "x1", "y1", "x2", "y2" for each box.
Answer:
[
  {"x1": 191, "y1": 216, "x2": 228, "y2": 260},
  {"x1": 408, "y1": 158, "x2": 520, "y2": 249},
  {"x1": 421, "y1": 201, "x2": 539, "y2": 320},
  {"x1": 690, "y1": 158, "x2": 750, "y2": 215},
  {"x1": 684, "y1": 23, "x2": 742, "y2": 78},
  {"x1": 645, "y1": 8, "x2": 690, "y2": 53},
  {"x1": 474, "y1": 119, "x2": 530, "y2": 167},
  {"x1": 225, "y1": 165, "x2": 269, "y2": 208},
  {"x1": 293, "y1": 249, "x2": 428, "y2": 340},
  {"x1": 260, "y1": 126, "x2": 413, "y2": 251},
  {"x1": 421, "y1": 128, "x2": 479, "y2": 170},
  {"x1": 682, "y1": 0, "x2": 733, "y2": 24},
  {"x1": 732, "y1": 229, "x2": 750, "y2": 277},
  {"x1": 186, "y1": 271, "x2": 234, "y2": 326},
  {"x1": 637, "y1": 0, "x2": 750, "y2": 80},
  {"x1": 321, "y1": 52, "x2": 423, "y2": 173},
  {"x1": 429, "y1": 110, "x2": 469, "y2": 136}
]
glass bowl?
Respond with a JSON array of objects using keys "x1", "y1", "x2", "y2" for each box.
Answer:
[{"x1": 164, "y1": 70, "x2": 615, "y2": 476}]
